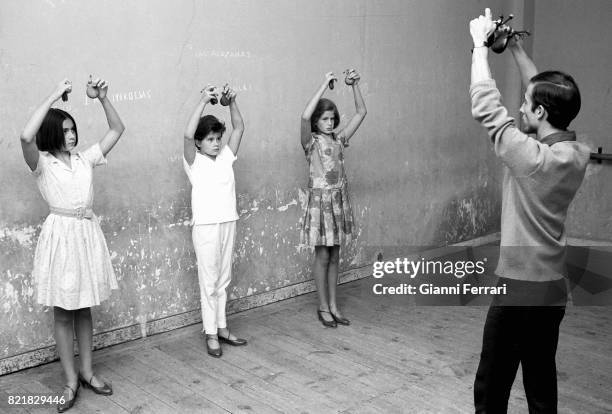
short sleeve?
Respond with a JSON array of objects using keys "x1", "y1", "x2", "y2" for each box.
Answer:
[
  {"x1": 30, "y1": 152, "x2": 47, "y2": 176},
  {"x1": 220, "y1": 145, "x2": 237, "y2": 164},
  {"x1": 81, "y1": 143, "x2": 107, "y2": 167},
  {"x1": 336, "y1": 132, "x2": 349, "y2": 148},
  {"x1": 183, "y1": 155, "x2": 194, "y2": 182},
  {"x1": 303, "y1": 134, "x2": 316, "y2": 157}
]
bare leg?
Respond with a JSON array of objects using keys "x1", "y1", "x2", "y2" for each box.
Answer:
[
  {"x1": 327, "y1": 245, "x2": 345, "y2": 318},
  {"x1": 314, "y1": 246, "x2": 334, "y2": 323},
  {"x1": 74, "y1": 308, "x2": 92, "y2": 378},
  {"x1": 74, "y1": 308, "x2": 104, "y2": 386},
  {"x1": 53, "y1": 307, "x2": 78, "y2": 390}
]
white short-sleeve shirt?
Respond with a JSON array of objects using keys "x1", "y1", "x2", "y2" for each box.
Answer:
[
  {"x1": 183, "y1": 145, "x2": 239, "y2": 225},
  {"x1": 32, "y1": 143, "x2": 107, "y2": 209}
]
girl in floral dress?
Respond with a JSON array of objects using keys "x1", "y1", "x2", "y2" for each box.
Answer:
[{"x1": 299, "y1": 70, "x2": 367, "y2": 327}]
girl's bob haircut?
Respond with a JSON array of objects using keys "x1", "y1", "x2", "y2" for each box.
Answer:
[{"x1": 36, "y1": 108, "x2": 78, "y2": 153}]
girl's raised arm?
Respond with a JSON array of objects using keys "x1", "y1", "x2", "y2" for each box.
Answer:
[
  {"x1": 184, "y1": 86, "x2": 216, "y2": 165},
  {"x1": 337, "y1": 69, "x2": 367, "y2": 144},
  {"x1": 20, "y1": 79, "x2": 71, "y2": 170},
  {"x1": 301, "y1": 72, "x2": 337, "y2": 149},
  {"x1": 225, "y1": 86, "x2": 245, "y2": 156},
  {"x1": 94, "y1": 78, "x2": 125, "y2": 156}
]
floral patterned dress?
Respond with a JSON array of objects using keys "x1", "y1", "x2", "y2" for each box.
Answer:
[{"x1": 300, "y1": 133, "x2": 354, "y2": 247}]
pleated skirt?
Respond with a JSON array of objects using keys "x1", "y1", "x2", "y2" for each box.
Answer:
[
  {"x1": 33, "y1": 214, "x2": 118, "y2": 310},
  {"x1": 299, "y1": 184, "x2": 354, "y2": 247}
]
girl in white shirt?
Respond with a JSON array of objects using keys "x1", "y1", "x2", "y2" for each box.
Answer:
[{"x1": 183, "y1": 84, "x2": 246, "y2": 357}]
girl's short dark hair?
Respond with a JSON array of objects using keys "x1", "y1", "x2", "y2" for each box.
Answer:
[
  {"x1": 311, "y1": 98, "x2": 340, "y2": 133},
  {"x1": 194, "y1": 115, "x2": 226, "y2": 141},
  {"x1": 36, "y1": 108, "x2": 78, "y2": 153},
  {"x1": 530, "y1": 71, "x2": 581, "y2": 130}
]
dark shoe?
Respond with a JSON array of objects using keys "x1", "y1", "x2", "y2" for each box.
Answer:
[
  {"x1": 218, "y1": 330, "x2": 247, "y2": 346},
  {"x1": 57, "y1": 383, "x2": 79, "y2": 413},
  {"x1": 78, "y1": 373, "x2": 113, "y2": 396},
  {"x1": 330, "y1": 311, "x2": 350, "y2": 326},
  {"x1": 205, "y1": 334, "x2": 223, "y2": 357},
  {"x1": 317, "y1": 310, "x2": 337, "y2": 328}
]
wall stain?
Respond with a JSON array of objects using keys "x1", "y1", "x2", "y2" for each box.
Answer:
[
  {"x1": 433, "y1": 186, "x2": 500, "y2": 245},
  {"x1": 1, "y1": 186, "x2": 366, "y2": 360}
]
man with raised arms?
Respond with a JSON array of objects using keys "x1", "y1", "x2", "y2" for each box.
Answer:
[{"x1": 469, "y1": 8, "x2": 590, "y2": 413}]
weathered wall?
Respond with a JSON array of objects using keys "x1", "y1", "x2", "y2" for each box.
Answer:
[
  {"x1": 529, "y1": 0, "x2": 612, "y2": 241},
  {"x1": 0, "y1": 0, "x2": 511, "y2": 366}
]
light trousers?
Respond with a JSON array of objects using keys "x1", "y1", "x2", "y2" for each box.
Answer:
[{"x1": 192, "y1": 221, "x2": 236, "y2": 334}]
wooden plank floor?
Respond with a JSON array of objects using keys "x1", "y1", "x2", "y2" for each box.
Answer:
[{"x1": 1, "y1": 276, "x2": 610, "y2": 414}]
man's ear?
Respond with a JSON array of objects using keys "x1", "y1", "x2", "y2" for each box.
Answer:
[{"x1": 535, "y1": 105, "x2": 547, "y2": 121}]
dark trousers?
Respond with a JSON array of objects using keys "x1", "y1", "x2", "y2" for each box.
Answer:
[{"x1": 474, "y1": 278, "x2": 567, "y2": 414}]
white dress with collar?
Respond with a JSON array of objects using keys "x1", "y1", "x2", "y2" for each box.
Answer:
[{"x1": 31, "y1": 143, "x2": 118, "y2": 309}]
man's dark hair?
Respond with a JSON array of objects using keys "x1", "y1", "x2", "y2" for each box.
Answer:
[{"x1": 530, "y1": 71, "x2": 581, "y2": 130}]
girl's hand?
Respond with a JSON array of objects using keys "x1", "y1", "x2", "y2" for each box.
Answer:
[
  {"x1": 200, "y1": 84, "x2": 218, "y2": 104},
  {"x1": 91, "y1": 78, "x2": 109, "y2": 100},
  {"x1": 222, "y1": 84, "x2": 237, "y2": 102},
  {"x1": 324, "y1": 72, "x2": 338, "y2": 88},
  {"x1": 52, "y1": 78, "x2": 72, "y2": 102},
  {"x1": 345, "y1": 69, "x2": 361, "y2": 85}
]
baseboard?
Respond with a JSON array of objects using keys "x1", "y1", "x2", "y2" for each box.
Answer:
[
  {"x1": 567, "y1": 237, "x2": 612, "y2": 248},
  {"x1": 0, "y1": 232, "x2": 501, "y2": 376},
  {"x1": 451, "y1": 232, "x2": 500, "y2": 247}
]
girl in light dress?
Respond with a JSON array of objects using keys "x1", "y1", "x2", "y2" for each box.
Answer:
[{"x1": 20, "y1": 77, "x2": 125, "y2": 412}]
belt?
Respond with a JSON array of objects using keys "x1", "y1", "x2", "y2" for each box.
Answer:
[
  {"x1": 49, "y1": 206, "x2": 94, "y2": 220},
  {"x1": 309, "y1": 185, "x2": 346, "y2": 193}
]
